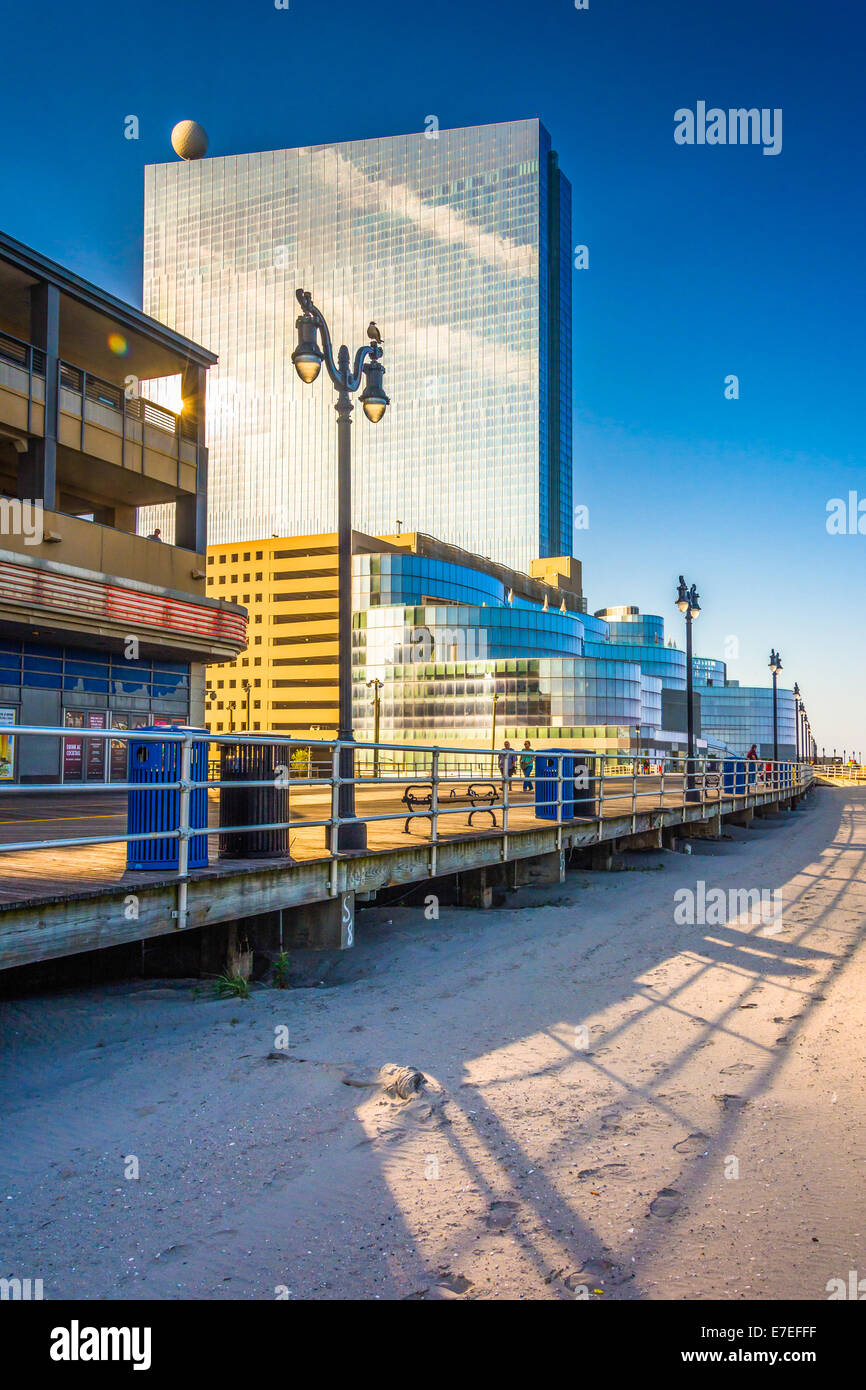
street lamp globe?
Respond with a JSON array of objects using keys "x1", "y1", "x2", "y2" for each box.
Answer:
[
  {"x1": 359, "y1": 357, "x2": 389, "y2": 423},
  {"x1": 292, "y1": 314, "x2": 323, "y2": 383}
]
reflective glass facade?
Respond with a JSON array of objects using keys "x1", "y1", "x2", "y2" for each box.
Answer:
[
  {"x1": 697, "y1": 685, "x2": 797, "y2": 759},
  {"x1": 350, "y1": 552, "x2": 799, "y2": 755},
  {"x1": 143, "y1": 120, "x2": 572, "y2": 571},
  {"x1": 353, "y1": 555, "x2": 644, "y2": 746}
]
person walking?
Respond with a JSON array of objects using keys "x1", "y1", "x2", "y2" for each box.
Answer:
[
  {"x1": 497, "y1": 740, "x2": 517, "y2": 784},
  {"x1": 746, "y1": 743, "x2": 758, "y2": 786},
  {"x1": 519, "y1": 739, "x2": 534, "y2": 792}
]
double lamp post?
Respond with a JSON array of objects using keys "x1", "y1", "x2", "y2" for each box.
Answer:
[{"x1": 291, "y1": 289, "x2": 389, "y2": 851}]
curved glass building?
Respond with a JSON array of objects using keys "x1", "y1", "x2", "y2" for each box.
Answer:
[{"x1": 348, "y1": 542, "x2": 801, "y2": 758}]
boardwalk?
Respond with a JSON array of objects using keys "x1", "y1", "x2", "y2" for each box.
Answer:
[
  {"x1": 0, "y1": 775, "x2": 752, "y2": 908},
  {"x1": 0, "y1": 783, "x2": 861, "y2": 1300}
]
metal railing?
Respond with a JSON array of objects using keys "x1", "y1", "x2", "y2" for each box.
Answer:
[
  {"x1": 59, "y1": 361, "x2": 196, "y2": 440},
  {"x1": 813, "y1": 763, "x2": 866, "y2": 784},
  {"x1": 0, "y1": 727, "x2": 813, "y2": 869},
  {"x1": 0, "y1": 327, "x2": 46, "y2": 376}
]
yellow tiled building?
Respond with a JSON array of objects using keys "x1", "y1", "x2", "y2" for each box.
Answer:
[{"x1": 204, "y1": 532, "x2": 387, "y2": 736}]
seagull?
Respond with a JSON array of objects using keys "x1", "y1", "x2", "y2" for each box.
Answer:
[{"x1": 367, "y1": 321, "x2": 383, "y2": 343}]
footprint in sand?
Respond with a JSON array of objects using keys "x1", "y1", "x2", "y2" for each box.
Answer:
[
  {"x1": 714, "y1": 1093, "x2": 749, "y2": 1110},
  {"x1": 720, "y1": 1062, "x2": 755, "y2": 1077},
  {"x1": 485, "y1": 1200, "x2": 519, "y2": 1231},
  {"x1": 649, "y1": 1188, "x2": 682, "y2": 1219},
  {"x1": 577, "y1": 1163, "x2": 629, "y2": 1180},
  {"x1": 673, "y1": 1133, "x2": 710, "y2": 1155}
]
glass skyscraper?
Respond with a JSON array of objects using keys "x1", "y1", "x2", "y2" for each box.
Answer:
[{"x1": 143, "y1": 119, "x2": 573, "y2": 571}]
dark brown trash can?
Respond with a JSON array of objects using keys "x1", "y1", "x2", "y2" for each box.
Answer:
[{"x1": 218, "y1": 741, "x2": 290, "y2": 859}]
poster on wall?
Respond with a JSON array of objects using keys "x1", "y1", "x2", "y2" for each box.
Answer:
[
  {"x1": 0, "y1": 707, "x2": 16, "y2": 782},
  {"x1": 63, "y1": 710, "x2": 85, "y2": 781},
  {"x1": 86, "y1": 711, "x2": 107, "y2": 781}
]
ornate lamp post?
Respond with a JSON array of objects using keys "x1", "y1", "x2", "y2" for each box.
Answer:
[
  {"x1": 769, "y1": 649, "x2": 782, "y2": 763},
  {"x1": 241, "y1": 678, "x2": 252, "y2": 732},
  {"x1": 292, "y1": 289, "x2": 389, "y2": 851},
  {"x1": 793, "y1": 682, "x2": 801, "y2": 762},
  {"x1": 485, "y1": 671, "x2": 500, "y2": 777},
  {"x1": 366, "y1": 677, "x2": 383, "y2": 779},
  {"x1": 675, "y1": 576, "x2": 701, "y2": 800}
]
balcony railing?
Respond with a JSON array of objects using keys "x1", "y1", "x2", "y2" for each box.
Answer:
[
  {"x1": 58, "y1": 359, "x2": 196, "y2": 441},
  {"x1": 0, "y1": 326, "x2": 196, "y2": 447},
  {"x1": 0, "y1": 328, "x2": 46, "y2": 376}
]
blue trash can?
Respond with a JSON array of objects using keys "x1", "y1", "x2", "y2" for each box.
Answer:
[
  {"x1": 127, "y1": 726, "x2": 209, "y2": 870},
  {"x1": 723, "y1": 758, "x2": 746, "y2": 795},
  {"x1": 535, "y1": 750, "x2": 575, "y2": 820}
]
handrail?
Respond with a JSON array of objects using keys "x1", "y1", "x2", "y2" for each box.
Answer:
[
  {"x1": 0, "y1": 327, "x2": 46, "y2": 376},
  {"x1": 0, "y1": 728, "x2": 813, "y2": 881},
  {"x1": 59, "y1": 360, "x2": 195, "y2": 441}
]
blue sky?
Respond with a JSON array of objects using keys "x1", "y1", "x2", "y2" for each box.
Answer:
[{"x1": 2, "y1": 0, "x2": 863, "y2": 754}]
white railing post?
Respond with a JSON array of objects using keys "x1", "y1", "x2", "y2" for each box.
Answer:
[
  {"x1": 555, "y1": 753, "x2": 563, "y2": 851},
  {"x1": 430, "y1": 747, "x2": 440, "y2": 878},
  {"x1": 329, "y1": 740, "x2": 340, "y2": 896},
  {"x1": 502, "y1": 756, "x2": 510, "y2": 861},
  {"x1": 174, "y1": 731, "x2": 193, "y2": 930}
]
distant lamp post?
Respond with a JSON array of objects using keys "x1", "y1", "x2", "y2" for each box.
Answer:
[
  {"x1": 241, "y1": 678, "x2": 252, "y2": 731},
  {"x1": 366, "y1": 677, "x2": 383, "y2": 778},
  {"x1": 675, "y1": 576, "x2": 700, "y2": 800},
  {"x1": 485, "y1": 671, "x2": 500, "y2": 776},
  {"x1": 793, "y1": 682, "x2": 801, "y2": 762},
  {"x1": 769, "y1": 649, "x2": 782, "y2": 763},
  {"x1": 227, "y1": 700, "x2": 236, "y2": 734},
  {"x1": 292, "y1": 289, "x2": 389, "y2": 851}
]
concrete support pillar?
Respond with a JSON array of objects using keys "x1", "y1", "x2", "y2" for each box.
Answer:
[
  {"x1": 589, "y1": 844, "x2": 614, "y2": 871},
  {"x1": 726, "y1": 808, "x2": 754, "y2": 827},
  {"x1": 679, "y1": 815, "x2": 722, "y2": 840},
  {"x1": 511, "y1": 849, "x2": 566, "y2": 888},
  {"x1": 459, "y1": 866, "x2": 496, "y2": 908},
  {"x1": 200, "y1": 921, "x2": 254, "y2": 980},
  {"x1": 19, "y1": 282, "x2": 59, "y2": 510},
  {"x1": 620, "y1": 828, "x2": 663, "y2": 851},
  {"x1": 175, "y1": 362, "x2": 208, "y2": 554},
  {"x1": 280, "y1": 892, "x2": 355, "y2": 949}
]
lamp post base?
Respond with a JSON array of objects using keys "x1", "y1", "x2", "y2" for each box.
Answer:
[{"x1": 329, "y1": 820, "x2": 368, "y2": 854}]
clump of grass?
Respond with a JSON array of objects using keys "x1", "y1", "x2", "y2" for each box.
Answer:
[
  {"x1": 213, "y1": 972, "x2": 250, "y2": 1000},
  {"x1": 272, "y1": 952, "x2": 291, "y2": 989}
]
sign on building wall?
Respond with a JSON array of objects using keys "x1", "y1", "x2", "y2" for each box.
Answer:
[{"x1": 0, "y1": 706, "x2": 16, "y2": 782}]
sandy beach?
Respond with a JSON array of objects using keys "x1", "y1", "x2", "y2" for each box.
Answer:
[{"x1": 1, "y1": 783, "x2": 864, "y2": 1301}]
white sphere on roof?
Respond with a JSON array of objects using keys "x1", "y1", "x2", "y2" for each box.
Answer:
[{"x1": 171, "y1": 120, "x2": 209, "y2": 161}]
